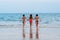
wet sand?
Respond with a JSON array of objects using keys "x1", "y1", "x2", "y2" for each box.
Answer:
[{"x1": 0, "y1": 26, "x2": 60, "y2": 40}]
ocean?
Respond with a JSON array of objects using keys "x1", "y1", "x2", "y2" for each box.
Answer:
[{"x1": 0, "y1": 13, "x2": 60, "y2": 27}]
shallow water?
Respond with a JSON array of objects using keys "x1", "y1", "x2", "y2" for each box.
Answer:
[{"x1": 0, "y1": 26, "x2": 60, "y2": 40}]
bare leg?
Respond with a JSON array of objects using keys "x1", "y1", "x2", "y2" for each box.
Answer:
[
  {"x1": 23, "y1": 22, "x2": 25, "y2": 38},
  {"x1": 23, "y1": 28, "x2": 25, "y2": 38},
  {"x1": 30, "y1": 23, "x2": 32, "y2": 38},
  {"x1": 36, "y1": 23, "x2": 39, "y2": 39}
]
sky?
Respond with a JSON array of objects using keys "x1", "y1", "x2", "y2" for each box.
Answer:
[{"x1": 0, "y1": 0, "x2": 60, "y2": 13}]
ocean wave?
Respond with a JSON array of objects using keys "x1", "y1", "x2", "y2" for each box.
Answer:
[{"x1": 0, "y1": 13, "x2": 60, "y2": 27}]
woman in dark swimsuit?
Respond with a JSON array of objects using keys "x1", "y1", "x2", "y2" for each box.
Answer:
[
  {"x1": 35, "y1": 14, "x2": 39, "y2": 27},
  {"x1": 22, "y1": 14, "x2": 26, "y2": 38},
  {"x1": 35, "y1": 14, "x2": 39, "y2": 38},
  {"x1": 22, "y1": 14, "x2": 26, "y2": 27}
]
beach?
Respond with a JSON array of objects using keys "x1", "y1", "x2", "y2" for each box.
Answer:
[
  {"x1": 0, "y1": 26, "x2": 60, "y2": 40},
  {"x1": 0, "y1": 21, "x2": 60, "y2": 40},
  {"x1": 0, "y1": 0, "x2": 60, "y2": 39},
  {"x1": 0, "y1": 13, "x2": 60, "y2": 40}
]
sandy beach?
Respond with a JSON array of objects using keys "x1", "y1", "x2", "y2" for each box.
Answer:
[{"x1": 0, "y1": 25, "x2": 60, "y2": 40}]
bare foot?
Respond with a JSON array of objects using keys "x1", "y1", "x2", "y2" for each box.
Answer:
[
  {"x1": 30, "y1": 33, "x2": 33, "y2": 38},
  {"x1": 36, "y1": 34, "x2": 39, "y2": 39},
  {"x1": 23, "y1": 33, "x2": 25, "y2": 38}
]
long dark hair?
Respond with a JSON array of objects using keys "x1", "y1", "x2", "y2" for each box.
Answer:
[{"x1": 29, "y1": 14, "x2": 33, "y2": 19}]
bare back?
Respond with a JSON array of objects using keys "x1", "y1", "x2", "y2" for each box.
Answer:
[
  {"x1": 22, "y1": 17, "x2": 26, "y2": 23},
  {"x1": 35, "y1": 16, "x2": 39, "y2": 21}
]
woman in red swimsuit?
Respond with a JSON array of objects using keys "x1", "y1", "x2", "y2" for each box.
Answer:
[
  {"x1": 29, "y1": 14, "x2": 33, "y2": 38},
  {"x1": 29, "y1": 14, "x2": 33, "y2": 26}
]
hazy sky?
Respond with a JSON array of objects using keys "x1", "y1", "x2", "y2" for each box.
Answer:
[{"x1": 0, "y1": 0, "x2": 60, "y2": 13}]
